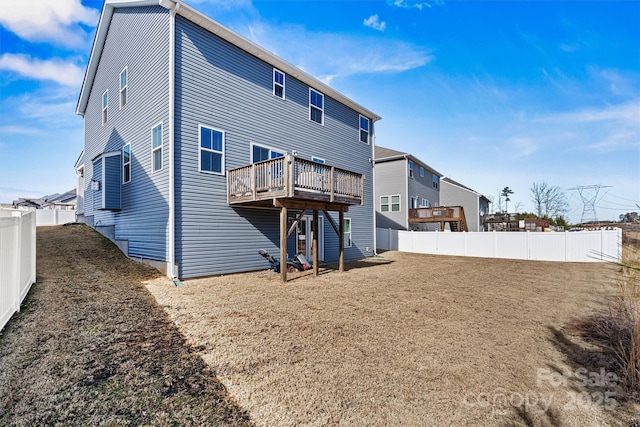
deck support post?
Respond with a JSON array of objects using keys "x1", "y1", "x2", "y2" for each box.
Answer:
[
  {"x1": 280, "y1": 206, "x2": 287, "y2": 282},
  {"x1": 312, "y1": 209, "x2": 319, "y2": 276},
  {"x1": 339, "y1": 209, "x2": 344, "y2": 272}
]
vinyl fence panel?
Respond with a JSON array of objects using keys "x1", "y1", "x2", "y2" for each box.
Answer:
[
  {"x1": 0, "y1": 209, "x2": 36, "y2": 331},
  {"x1": 376, "y1": 228, "x2": 622, "y2": 263}
]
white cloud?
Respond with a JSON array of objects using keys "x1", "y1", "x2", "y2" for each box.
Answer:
[
  {"x1": 392, "y1": 0, "x2": 443, "y2": 10},
  {"x1": 0, "y1": 0, "x2": 99, "y2": 48},
  {"x1": 364, "y1": 14, "x2": 386, "y2": 32},
  {"x1": 246, "y1": 22, "x2": 432, "y2": 83},
  {"x1": 0, "y1": 53, "x2": 84, "y2": 87},
  {"x1": 0, "y1": 126, "x2": 44, "y2": 136}
]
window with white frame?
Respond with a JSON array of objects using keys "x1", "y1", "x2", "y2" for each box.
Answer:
[
  {"x1": 343, "y1": 218, "x2": 352, "y2": 248},
  {"x1": 122, "y1": 144, "x2": 131, "y2": 183},
  {"x1": 252, "y1": 143, "x2": 284, "y2": 163},
  {"x1": 120, "y1": 67, "x2": 128, "y2": 108},
  {"x1": 411, "y1": 197, "x2": 418, "y2": 209},
  {"x1": 421, "y1": 198, "x2": 429, "y2": 207},
  {"x1": 381, "y1": 195, "x2": 401, "y2": 212},
  {"x1": 102, "y1": 90, "x2": 108, "y2": 125},
  {"x1": 420, "y1": 166, "x2": 425, "y2": 178},
  {"x1": 152, "y1": 123, "x2": 162, "y2": 172},
  {"x1": 309, "y1": 88, "x2": 324, "y2": 124},
  {"x1": 408, "y1": 159, "x2": 414, "y2": 178},
  {"x1": 200, "y1": 125, "x2": 225, "y2": 174},
  {"x1": 273, "y1": 68, "x2": 285, "y2": 99},
  {"x1": 432, "y1": 174, "x2": 439, "y2": 189},
  {"x1": 359, "y1": 115, "x2": 370, "y2": 144}
]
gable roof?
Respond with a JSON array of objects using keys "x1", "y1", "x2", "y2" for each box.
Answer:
[
  {"x1": 442, "y1": 177, "x2": 489, "y2": 200},
  {"x1": 374, "y1": 145, "x2": 443, "y2": 177},
  {"x1": 76, "y1": 0, "x2": 381, "y2": 123}
]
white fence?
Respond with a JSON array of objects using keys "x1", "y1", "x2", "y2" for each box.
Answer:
[
  {"x1": 36, "y1": 209, "x2": 76, "y2": 226},
  {"x1": 376, "y1": 228, "x2": 622, "y2": 263},
  {"x1": 0, "y1": 209, "x2": 37, "y2": 331}
]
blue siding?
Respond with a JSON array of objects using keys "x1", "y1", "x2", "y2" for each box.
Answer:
[
  {"x1": 174, "y1": 16, "x2": 375, "y2": 278},
  {"x1": 103, "y1": 155, "x2": 122, "y2": 210},
  {"x1": 81, "y1": 6, "x2": 170, "y2": 261}
]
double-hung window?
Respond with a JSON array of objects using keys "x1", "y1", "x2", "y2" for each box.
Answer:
[
  {"x1": 152, "y1": 123, "x2": 162, "y2": 172},
  {"x1": 432, "y1": 175, "x2": 439, "y2": 189},
  {"x1": 102, "y1": 90, "x2": 108, "y2": 125},
  {"x1": 122, "y1": 144, "x2": 131, "y2": 184},
  {"x1": 343, "y1": 218, "x2": 352, "y2": 248},
  {"x1": 200, "y1": 125, "x2": 225, "y2": 174},
  {"x1": 408, "y1": 160, "x2": 414, "y2": 178},
  {"x1": 120, "y1": 67, "x2": 128, "y2": 108},
  {"x1": 309, "y1": 89, "x2": 324, "y2": 124},
  {"x1": 273, "y1": 69, "x2": 285, "y2": 99},
  {"x1": 359, "y1": 115, "x2": 370, "y2": 144},
  {"x1": 381, "y1": 195, "x2": 401, "y2": 212},
  {"x1": 420, "y1": 166, "x2": 425, "y2": 178}
]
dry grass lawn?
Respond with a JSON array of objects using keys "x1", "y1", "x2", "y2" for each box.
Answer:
[{"x1": 147, "y1": 247, "x2": 640, "y2": 426}]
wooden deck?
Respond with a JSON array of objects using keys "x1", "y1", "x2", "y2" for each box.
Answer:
[
  {"x1": 227, "y1": 155, "x2": 364, "y2": 209},
  {"x1": 408, "y1": 206, "x2": 468, "y2": 232}
]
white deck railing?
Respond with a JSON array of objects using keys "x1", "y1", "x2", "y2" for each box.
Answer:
[{"x1": 0, "y1": 209, "x2": 36, "y2": 331}]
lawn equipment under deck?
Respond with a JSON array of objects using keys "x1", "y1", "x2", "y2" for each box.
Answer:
[{"x1": 259, "y1": 249, "x2": 312, "y2": 273}]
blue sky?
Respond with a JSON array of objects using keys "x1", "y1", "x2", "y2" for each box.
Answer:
[{"x1": 0, "y1": 0, "x2": 638, "y2": 223}]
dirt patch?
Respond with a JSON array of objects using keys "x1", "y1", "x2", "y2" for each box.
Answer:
[
  {"x1": 147, "y1": 250, "x2": 639, "y2": 426},
  {"x1": 0, "y1": 225, "x2": 250, "y2": 426}
]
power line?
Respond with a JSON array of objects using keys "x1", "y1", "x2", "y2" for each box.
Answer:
[{"x1": 568, "y1": 185, "x2": 613, "y2": 224}]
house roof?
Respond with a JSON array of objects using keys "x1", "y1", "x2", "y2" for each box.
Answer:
[
  {"x1": 374, "y1": 145, "x2": 443, "y2": 177},
  {"x1": 76, "y1": 0, "x2": 381, "y2": 123},
  {"x1": 442, "y1": 177, "x2": 489, "y2": 201}
]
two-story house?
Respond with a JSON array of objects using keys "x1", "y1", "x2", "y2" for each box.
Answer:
[
  {"x1": 440, "y1": 177, "x2": 491, "y2": 232},
  {"x1": 373, "y1": 146, "x2": 442, "y2": 231},
  {"x1": 75, "y1": 0, "x2": 380, "y2": 280}
]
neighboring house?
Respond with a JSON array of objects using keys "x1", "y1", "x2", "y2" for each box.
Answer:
[
  {"x1": 373, "y1": 146, "x2": 442, "y2": 231},
  {"x1": 12, "y1": 189, "x2": 77, "y2": 211},
  {"x1": 440, "y1": 177, "x2": 490, "y2": 232},
  {"x1": 75, "y1": 0, "x2": 380, "y2": 279}
]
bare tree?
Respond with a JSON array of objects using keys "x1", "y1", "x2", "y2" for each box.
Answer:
[
  {"x1": 530, "y1": 181, "x2": 569, "y2": 218},
  {"x1": 513, "y1": 201, "x2": 524, "y2": 213}
]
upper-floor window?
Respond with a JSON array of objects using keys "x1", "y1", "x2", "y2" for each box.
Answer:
[
  {"x1": 252, "y1": 143, "x2": 284, "y2": 163},
  {"x1": 273, "y1": 69, "x2": 285, "y2": 99},
  {"x1": 309, "y1": 89, "x2": 324, "y2": 124},
  {"x1": 152, "y1": 123, "x2": 163, "y2": 172},
  {"x1": 380, "y1": 195, "x2": 401, "y2": 212},
  {"x1": 408, "y1": 160, "x2": 414, "y2": 178},
  {"x1": 420, "y1": 166, "x2": 425, "y2": 178},
  {"x1": 120, "y1": 67, "x2": 128, "y2": 108},
  {"x1": 200, "y1": 125, "x2": 225, "y2": 174},
  {"x1": 432, "y1": 174, "x2": 439, "y2": 189},
  {"x1": 359, "y1": 115, "x2": 370, "y2": 144},
  {"x1": 122, "y1": 144, "x2": 131, "y2": 183},
  {"x1": 102, "y1": 90, "x2": 108, "y2": 125}
]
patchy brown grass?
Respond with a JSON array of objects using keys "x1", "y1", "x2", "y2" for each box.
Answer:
[
  {"x1": 0, "y1": 224, "x2": 251, "y2": 426},
  {"x1": 146, "y1": 246, "x2": 640, "y2": 426}
]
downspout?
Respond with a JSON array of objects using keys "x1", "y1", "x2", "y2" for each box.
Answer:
[
  {"x1": 371, "y1": 122, "x2": 377, "y2": 255},
  {"x1": 404, "y1": 154, "x2": 409, "y2": 230},
  {"x1": 167, "y1": 0, "x2": 179, "y2": 279}
]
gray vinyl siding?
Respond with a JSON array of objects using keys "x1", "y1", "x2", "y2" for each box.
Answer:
[
  {"x1": 374, "y1": 160, "x2": 407, "y2": 230},
  {"x1": 103, "y1": 155, "x2": 122, "y2": 210},
  {"x1": 440, "y1": 180, "x2": 481, "y2": 232},
  {"x1": 175, "y1": 16, "x2": 374, "y2": 278},
  {"x1": 81, "y1": 6, "x2": 170, "y2": 261}
]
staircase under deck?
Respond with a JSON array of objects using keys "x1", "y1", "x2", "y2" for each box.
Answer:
[
  {"x1": 227, "y1": 155, "x2": 364, "y2": 281},
  {"x1": 408, "y1": 206, "x2": 468, "y2": 232}
]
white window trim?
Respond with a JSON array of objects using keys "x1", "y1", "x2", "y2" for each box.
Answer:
[
  {"x1": 420, "y1": 166, "x2": 425, "y2": 178},
  {"x1": 102, "y1": 89, "x2": 108, "y2": 125},
  {"x1": 380, "y1": 195, "x2": 390, "y2": 212},
  {"x1": 391, "y1": 194, "x2": 401, "y2": 212},
  {"x1": 343, "y1": 217, "x2": 352, "y2": 248},
  {"x1": 119, "y1": 66, "x2": 128, "y2": 109},
  {"x1": 359, "y1": 114, "x2": 370, "y2": 144},
  {"x1": 410, "y1": 196, "x2": 418, "y2": 209},
  {"x1": 311, "y1": 156, "x2": 325, "y2": 164},
  {"x1": 122, "y1": 144, "x2": 131, "y2": 184},
  {"x1": 432, "y1": 174, "x2": 439, "y2": 189},
  {"x1": 199, "y1": 124, "x2": 225, "y2": 175},
  {"x1": 273, "y1": 68, "x2": 285, "y2": 99},
  {"x1": 151, "y1": 122, "x2": 163, "y2": 173},
  {"x1": 309, "y1": 88, "x2": 324, "y2": 125},
  {"x1": 421, "y1": 198, "x2": 429, "y2": 207},
  {"x1": 408, "y1": 160, "x2": 414, "y2": 178},
  {"x1": 250, "y1": 142, "x2": 285, "y2": 164}
]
